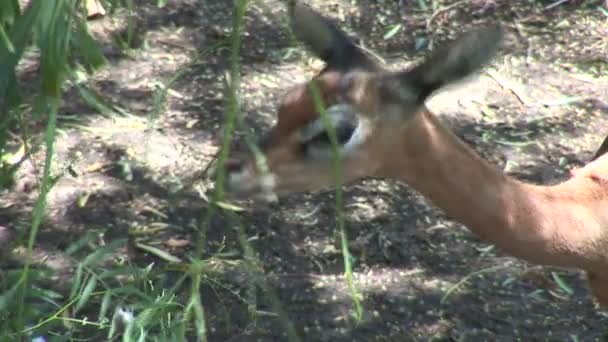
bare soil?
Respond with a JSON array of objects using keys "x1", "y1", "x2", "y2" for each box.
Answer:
[{"x1": 2, "y1": 0, "x2": 608, "y2": 340}]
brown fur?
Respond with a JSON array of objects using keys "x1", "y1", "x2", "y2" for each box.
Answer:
[
  {"x1": 260, "y1": 75, "x2": 608, "y2": 306},
  {"x1": 226, "y1": 3, "x2": 608, "y2": 307}
]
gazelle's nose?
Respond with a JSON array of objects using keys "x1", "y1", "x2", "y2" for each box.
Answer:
[
  {"x1": 224, "y1": 158, "x2": 245, "y2": 174},
  {"x1": 211, "y1": 157, "x2": 245, "y2": 187},
  {"x1": 221, "y1": 157, "x2": 258, "y2": 196}
]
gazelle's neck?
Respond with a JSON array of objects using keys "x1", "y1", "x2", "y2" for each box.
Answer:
[{"x1": 385, "y1": 109, "x2": 608, "y2": 272}]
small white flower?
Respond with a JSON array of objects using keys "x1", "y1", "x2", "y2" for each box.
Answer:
[{"x1": 116, "y1": 307, "x2": 134, "y2": 324}]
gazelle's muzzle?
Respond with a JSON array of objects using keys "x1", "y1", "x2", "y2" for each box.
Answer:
[{"x1": 221, "y1": 158, "x2": 278, "y2": 202}]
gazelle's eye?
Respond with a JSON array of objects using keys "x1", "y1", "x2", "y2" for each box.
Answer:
[
  {"x1": 297, "y1": 103, "x2": 359, "y2": 158},
  {"x1": 305, "y1": 121, "x2": 356, "y2": 147}
]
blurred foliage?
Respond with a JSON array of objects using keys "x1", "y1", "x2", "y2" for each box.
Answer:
[
  {"x1": 0, "y1": 0, "x2": 128, "y2": 190},
  {"x1": 0, "y1": 0, "x2": 126, "y2": 339}
]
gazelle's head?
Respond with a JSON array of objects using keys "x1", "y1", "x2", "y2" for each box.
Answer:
[{"x1": 223, "y1": 3, "x2": 502, "y2": 201}]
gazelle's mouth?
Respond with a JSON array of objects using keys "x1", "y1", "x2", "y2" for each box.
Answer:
[{"x1": 225, "y1": 167, "x2": 279, "y2": 203}]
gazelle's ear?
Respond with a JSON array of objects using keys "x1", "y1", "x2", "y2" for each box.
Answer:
[
  {"x1": 288, "y1": 1, "x2": 376, "y2": 71},
  {"x1": 399, "y1": 25, "x2": 503, "y2": 103}
]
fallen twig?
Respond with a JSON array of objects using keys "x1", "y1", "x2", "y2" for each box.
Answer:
[
  {"x1": 426, "y1": 0, "x2": 470, "y2": 30},
  {"x1": 545, "y1": 0, "x2": 570, "y2": 10},
  {"x1": 484, "y1": 69, "x2": 532, "y2": 106}
]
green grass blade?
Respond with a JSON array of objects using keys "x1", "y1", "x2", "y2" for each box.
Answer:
[
  {"x1": 308, "y1": 82, "x2": 362, "y2": 322},
  {"x1": 0, "y1": 24, "x2": 15, "y2": 53},
  {"x1": 82, "y1": 239, "x2": 127, "y2": 268},
  {"x1": 0, "y1": 278, "x2": 23, "y2": 313},
  {"x1": 383, "y1": 24, "x2": 402, "y2": 40},
  {"x1": 75, "y1": 275, "x2": 99, "y2": 313},
  {"x1": 71, "y1": 263, "x2": 85, "y2": 298},
  {"x1": 65, "y1": 230, "x2": 98, "y2": 255},
  {"x1": 98, "y1": 291, "x2": 112, "y2": 322},
  {"x1": 72, "y1": 15, "x2": 106, "y2": 71},
  {"x1": 0, "y1": 0, "x2": 43, "y2": 105},
  {"x1": 16, "y1": 96, "x2": 60, "y2": 336},
  {"x1": 551, "y1": 272, "x2": 574, "y2": 295}
]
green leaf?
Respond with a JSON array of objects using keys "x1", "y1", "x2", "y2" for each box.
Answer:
[
  {"x1": 30, "y1": 286, "x2": 64, "y2": 301},
  {"x1": 190, "y1": 296, "x2": 206, "y2": 342},
  {"x1": 0, "y1": 279, "x2": 22, "y2": 312},
  {"x1": 0, "y1": 0, "x2": 19, "y2": 25},
  {"x1": 137, "y1": 329, "x2": 147, "y2": 342},
  {"x1": 98, "y1": 266, "x2": 143, "y2": 281},
  {"x1": 0, "y1": 24, "x2": 15, "y2": 53},
  {"x1": 82, "y1": 238, "x2": 127, "y2": 268},
  {"x1": 38, "y1": 0, "x2": 72, "y2": 98},
  {"x1": 134, "y1": 242, "x2": 182, "y2": 263},
  {"x1": 551, "y1": 272, "x2": 574, "y2": 295},
  {"x1": 72, "y1": 16, "x2": 106, "y2": 71},
  {"x1": 75, "y1": 84, "x2": 118, "y2": 115},
  {"x1": 18, "y1": 97, "x2": 61, "y2": 322},
  {"x1": 71, "y1": 263, "x2": 84, "y2": 298},
  {"x1": 0, "y1": 0, "x2": 43, "y2": 103},
  {"x1": 98, "y1": 291, "x2": 112, "y2": 322},
  {"x1": 383, "y1": 24, "x2": 401, "y2": 40},
  {"x1": 75, "y1": 275, "x2": 98, "y2": 313},
  {"x1": 65, "y1": 230, "x2": 98, "y2": 255}
]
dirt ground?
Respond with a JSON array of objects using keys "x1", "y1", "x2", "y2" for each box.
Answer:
[{"x1": 2, "y1": 0, "x2": 608, "y2": 340}]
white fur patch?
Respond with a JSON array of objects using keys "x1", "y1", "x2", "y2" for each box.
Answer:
[
  {"x1": 227, "y1": 167, "x2": 278, "y2": 202},
  {"x1": 227, "y1": 168, "x2": 252, "y2": 189}
]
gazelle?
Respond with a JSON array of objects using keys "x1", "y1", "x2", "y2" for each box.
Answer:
[{"x1": 222, "y1": 3, "x2": 608, "y2": 306}]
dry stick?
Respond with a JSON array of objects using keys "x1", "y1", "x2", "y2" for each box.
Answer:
[
  {"x1": 426, "y1": 0, "x2": 471, "y2": 30},
  {"x1": 484, "y1": 69, "x2": 532, "y2": 106},
  {"x1": 545, "y1": 0, "x2": 570, "y2": 10},
  {"x1": 441, "y1": 265, "x2": 509, "y2": 304},
  {"x1": 358, "y1": 43, "x2": 387, "y2": 66}
]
